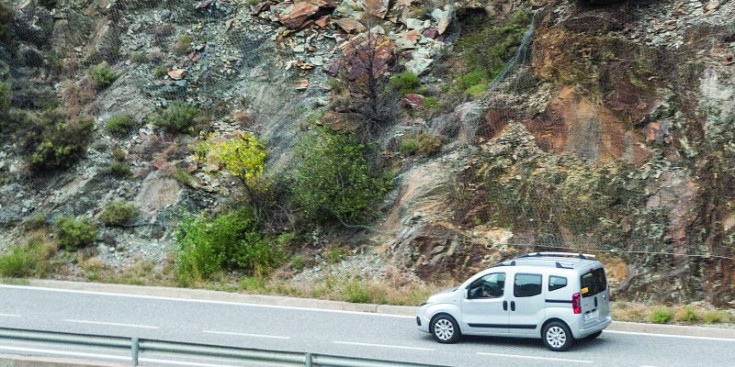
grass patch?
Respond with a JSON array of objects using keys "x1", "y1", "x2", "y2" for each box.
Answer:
[
  {"x1": 105, "y1": 114, "x2": 137, "y2": 136},
  {"x1": 0, "y1": 235, "x2": 56, "y2": 278},
  {"x1": 151, "y1": 102, "x2": 202, "y2": 134},
  {"x1": 399, "y1": 138, "x2": 419, "y2": 156},
  {"x1": 173, "y1": 35, "x2": 194, "y2": 55},
  {"x1": 389, "y1": 71, "x2": 419, "y2": 96},
  {"x1": 90, "y1": 63, "x2": 116, "y2": 89},
  {"x1": 650, "y1": 307, "x2": 674, "y2": 324}
]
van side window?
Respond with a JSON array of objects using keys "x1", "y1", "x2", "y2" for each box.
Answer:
[
  {"x1": 549, "y1": 276, "x2": 567, "y2": 292},
  {"x1": 468, "y1": 273, "x2": 505, "y2": 299},
  {"x1": 514, "y1": 273, "x2": 542, "y2": 297}
]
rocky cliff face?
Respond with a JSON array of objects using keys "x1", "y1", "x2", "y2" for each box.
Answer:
[{"x1": 1, "y1": 0, "x2": 733, "y2": 306}]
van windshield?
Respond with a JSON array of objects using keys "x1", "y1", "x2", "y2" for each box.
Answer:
[{"x1": 580, "y1": 268, "x2": 607, "y2": 298}]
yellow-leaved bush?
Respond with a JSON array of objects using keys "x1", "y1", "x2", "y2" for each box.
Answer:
[{"x1": 196, "y1": 131, "x2": 267, "y2": 188}]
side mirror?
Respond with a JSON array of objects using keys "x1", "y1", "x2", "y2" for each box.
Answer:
[{"x1": 464, "y1": 288, "x2": 469, "y2": 299}]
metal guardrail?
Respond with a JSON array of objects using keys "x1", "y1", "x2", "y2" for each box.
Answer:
[{"x1": 0, "y1": 327, "x2": 442, "y2": 367}]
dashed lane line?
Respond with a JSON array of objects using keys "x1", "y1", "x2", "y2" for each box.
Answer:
[
  {"x1": 203, "y1": 329, "x2": 291, "y2": 340},
  {"x1": 64, "y1": 319, "x2": 159, "y2": 330},
  {"x1": 333, "y1": 340, "x2": 434, "y2": 352},
  {"x1": 477, "y1": 352, "x2": 593, "y2": 364}
]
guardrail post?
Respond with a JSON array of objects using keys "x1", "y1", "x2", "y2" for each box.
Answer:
[
  {"x1": 131, "y1": 337, "x2": 139, "y2": 366},
  {"x1": 305, "y1": 352, "x2": 312, "y2": 367}
]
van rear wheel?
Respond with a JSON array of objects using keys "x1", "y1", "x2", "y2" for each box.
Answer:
[
  {"x1": 543, "y1": 321, "x2": 574, "y2": 351},
  {"x1": 431, "y1": 314, "x2": 460, "y2": 344}
]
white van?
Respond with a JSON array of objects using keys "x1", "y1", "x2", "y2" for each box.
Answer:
[{"x1": 416, "y1": 252, "x2": 612, "y2": 351}]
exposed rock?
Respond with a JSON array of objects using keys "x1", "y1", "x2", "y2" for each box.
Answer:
[
  {"x1": 279, "y1": 2, "x2": 321, "y2": 29},
  {"x1": 134, "y1": 171, "x2": 182, "y2": 217},
  {"x1": 431, "y1": 5, "x2": 452, "y2": 35},
  {"x1": 401, "y1": 93, "x2": 424, "y2": 109},
  {"x1": 360, "y1": 0, "x2": 390, "y2": 19},
  {"x1": 332, "y1": 17, "x2": 366, "y2": 33}
]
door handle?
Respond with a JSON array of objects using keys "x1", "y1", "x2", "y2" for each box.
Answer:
[
  {"x1": 503, "y1": 301, "x2": 508, "y2": 311},
  {"x1": 511, "y1": 301, "x2": 516, "y2": 311}
]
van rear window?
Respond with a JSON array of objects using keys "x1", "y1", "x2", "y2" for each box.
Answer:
[{"x1": 580, "y1": 268, "x2": 607, "y2": 298}]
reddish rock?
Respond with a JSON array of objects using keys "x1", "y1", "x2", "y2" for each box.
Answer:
[
  {"x1": 280, "y1": 2, "x2": 321, "y2": 29},
  {"x1": 422, "y1": 27, "x2": 438, "y2": 39},
  {"x1": 402, "y1": 93, "x2": 424, "y2": 109},
  {"x1": 332, "y1": 18, "x2": 366, "y2": 34},
  {"x1": 322, "y1": 111, "x2": 362, "y2": 132},
  {"x1": 251, "y1": 1, "x2": 274, "y2": 15},
  {"x1": 360, "y1": 0, "x2": 390, "y2": 19},
  {"x1": 167, "y1": 69, "x2": 187, "y2": 79},
  {"x1": 315, "y1": 15, "x2": 331, "y2": 28},
  {"x1": 324, "y1": 59, "x2": 340, "y2": 76}
]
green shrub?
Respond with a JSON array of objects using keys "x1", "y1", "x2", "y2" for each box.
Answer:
[
  {"x1": 153, "y1": 65, "x2": 168, "y2": 78},
  {"x1": 99, "y1": 201, "x2": 138, "y2": 226},
  {"x1": 651, "y1": 307, "x2": 674, "y2": 324},
  {"x1": 131, "y1": 52, "x2": 147, "y2": 64},
  {"x1": 389, "y1": 71, "x2": 419, "y2": 95},
  {"x1": 290, "y1": 254, "x2": 305, "y2": 271},
  {"x1": 465, "y1": 83, "x2": 487, "y2": 98},
  {"x1": 0, "y1": 237, "x2": 54, "y2": 278},
  {"x1": 0, "y1": 82, "x2": 9, "y2": 113},
  {"x1": 456, "y1": 10, "x2": 531, "y2": 80},
  {"x1": 422, "y1": 97, "x2": 440, "y2": 109},
  {"x1": 399, "y1": 138, "x2": 419, "y2": 156},
  {"x1": 26, "y1": 115, "x2": 94, "y2": 170},
  {"x1": 90, "y1": 63, "x2": 116, "y2": 89},
  {"x1": 0, "y1": 2, "x2": 12, "y2": 43},
  {"x1": 174, "y1": 208, "x2": 286, "y2": 285},
  {"x1": 108, "y1": 161, "x2": 133, "y2": 178},
  {"x1": 418, "y1": 133, "x2": 442, "y2": 155},
  {"x1": 292, "y1": 128, "x2": 394, "y2": 223},
  {"x1": 704, "y1": 311, "x2": 726, "y2": 324},
  {"x1": 55, "y1": 215, "x2": 97, "y2": 251},
  {"x1": 151, "y1": 102, "x2": 201, "y2": 134},
  {"x1": 345, "y1": 282, "x2": 372, "y2": 303},
  {"x1": 105, "y1": 114, "x2": 136, "y2": 136},
  {"x1": 112, "y1": 146, "x2": 126, "y2": 161},
  {"x1": 173, "y1": 35, "x2": 194, "y2": 55},
  {"x1": 457, "y1": 70, "x2": 488, "y2": 91},
  {"x1": 675, "y1": 306, "x2": 698, "y2": 323}
]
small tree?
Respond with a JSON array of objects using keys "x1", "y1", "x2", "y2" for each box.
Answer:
[
  {"x1": 197, "y1": 131, "x2": 267, "y2": 203},
  {"x1": 338, "y1": 17, "x2": 398, "y2": 138},
  {"x1": 292, "y1": 127, "x2": 393, "y2": 223}
]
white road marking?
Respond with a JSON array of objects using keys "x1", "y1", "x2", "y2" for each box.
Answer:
[
  {"x1": 141, "y1": 358, "x2": 241, "y2": 367},
  {"x1": 0, "y1": 284, "x2": 413, "y2": 319},
  {"x1": 0, "y1": 313, "x2": 20, "y2": 318},
  {"x1": 203, "y1": 329, "x2": 291, "y2": 340},
  {"x1": 0, "y1": 344, "x2": 128, "y2": 361},
  {"x1": 64, "y1": 319, "x2": 159, "y2": 330},
  {"x1": 333, "y1": 340, "x2": 434, "y2": 352},
  {"x1": 477, "y1": 352, "x2": 593, "y2": 364},
  {"x1": 639, "y1": 365, "x2": 664, "y2": 367},
  {"x1": 606, "y1": 330, "x2": 735, "y2": 343}
]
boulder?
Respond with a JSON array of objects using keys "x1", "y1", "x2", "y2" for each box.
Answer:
[{"x1": 360, "y1": 0, "x2": 390, "y2": 18}]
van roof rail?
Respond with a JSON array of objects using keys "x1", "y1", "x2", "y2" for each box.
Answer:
[{"x1": 522, "y1": 252, "x2": 596, "y2": 260}]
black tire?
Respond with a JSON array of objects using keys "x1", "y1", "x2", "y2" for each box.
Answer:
[
  {"x1": 430, "y1": 314, "x2": 461, "y2": 344},
  {"x1": 542, "y1": 321, "x2": 574, "y2": 351},
  {"x1": 586, "y1": 330, "x2": 603, "y2": 340}
]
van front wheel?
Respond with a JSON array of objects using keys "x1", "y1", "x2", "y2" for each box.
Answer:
[
  {"x1": 543, "y1": 321, "x2": 574, "y2": 351},
  {"x1": 431, "y1": 314, "x2": 460, "y2": 344}
]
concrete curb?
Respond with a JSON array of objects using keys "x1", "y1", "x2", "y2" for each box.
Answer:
[
  {"x1": 20, "y1": 279, "x2": 735, "y2": 339},
  {"x1": 0, "y1": 354, "x2": 124, "y2": 367}
]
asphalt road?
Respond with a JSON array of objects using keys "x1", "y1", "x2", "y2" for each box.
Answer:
[{"x1": 1, "y1": 284, "x2": 734, "y2": 367}]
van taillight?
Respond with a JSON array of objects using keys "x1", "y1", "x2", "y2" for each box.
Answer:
[{"x1": 572, "y1": 292, "x2": 581, "y2": 314}]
